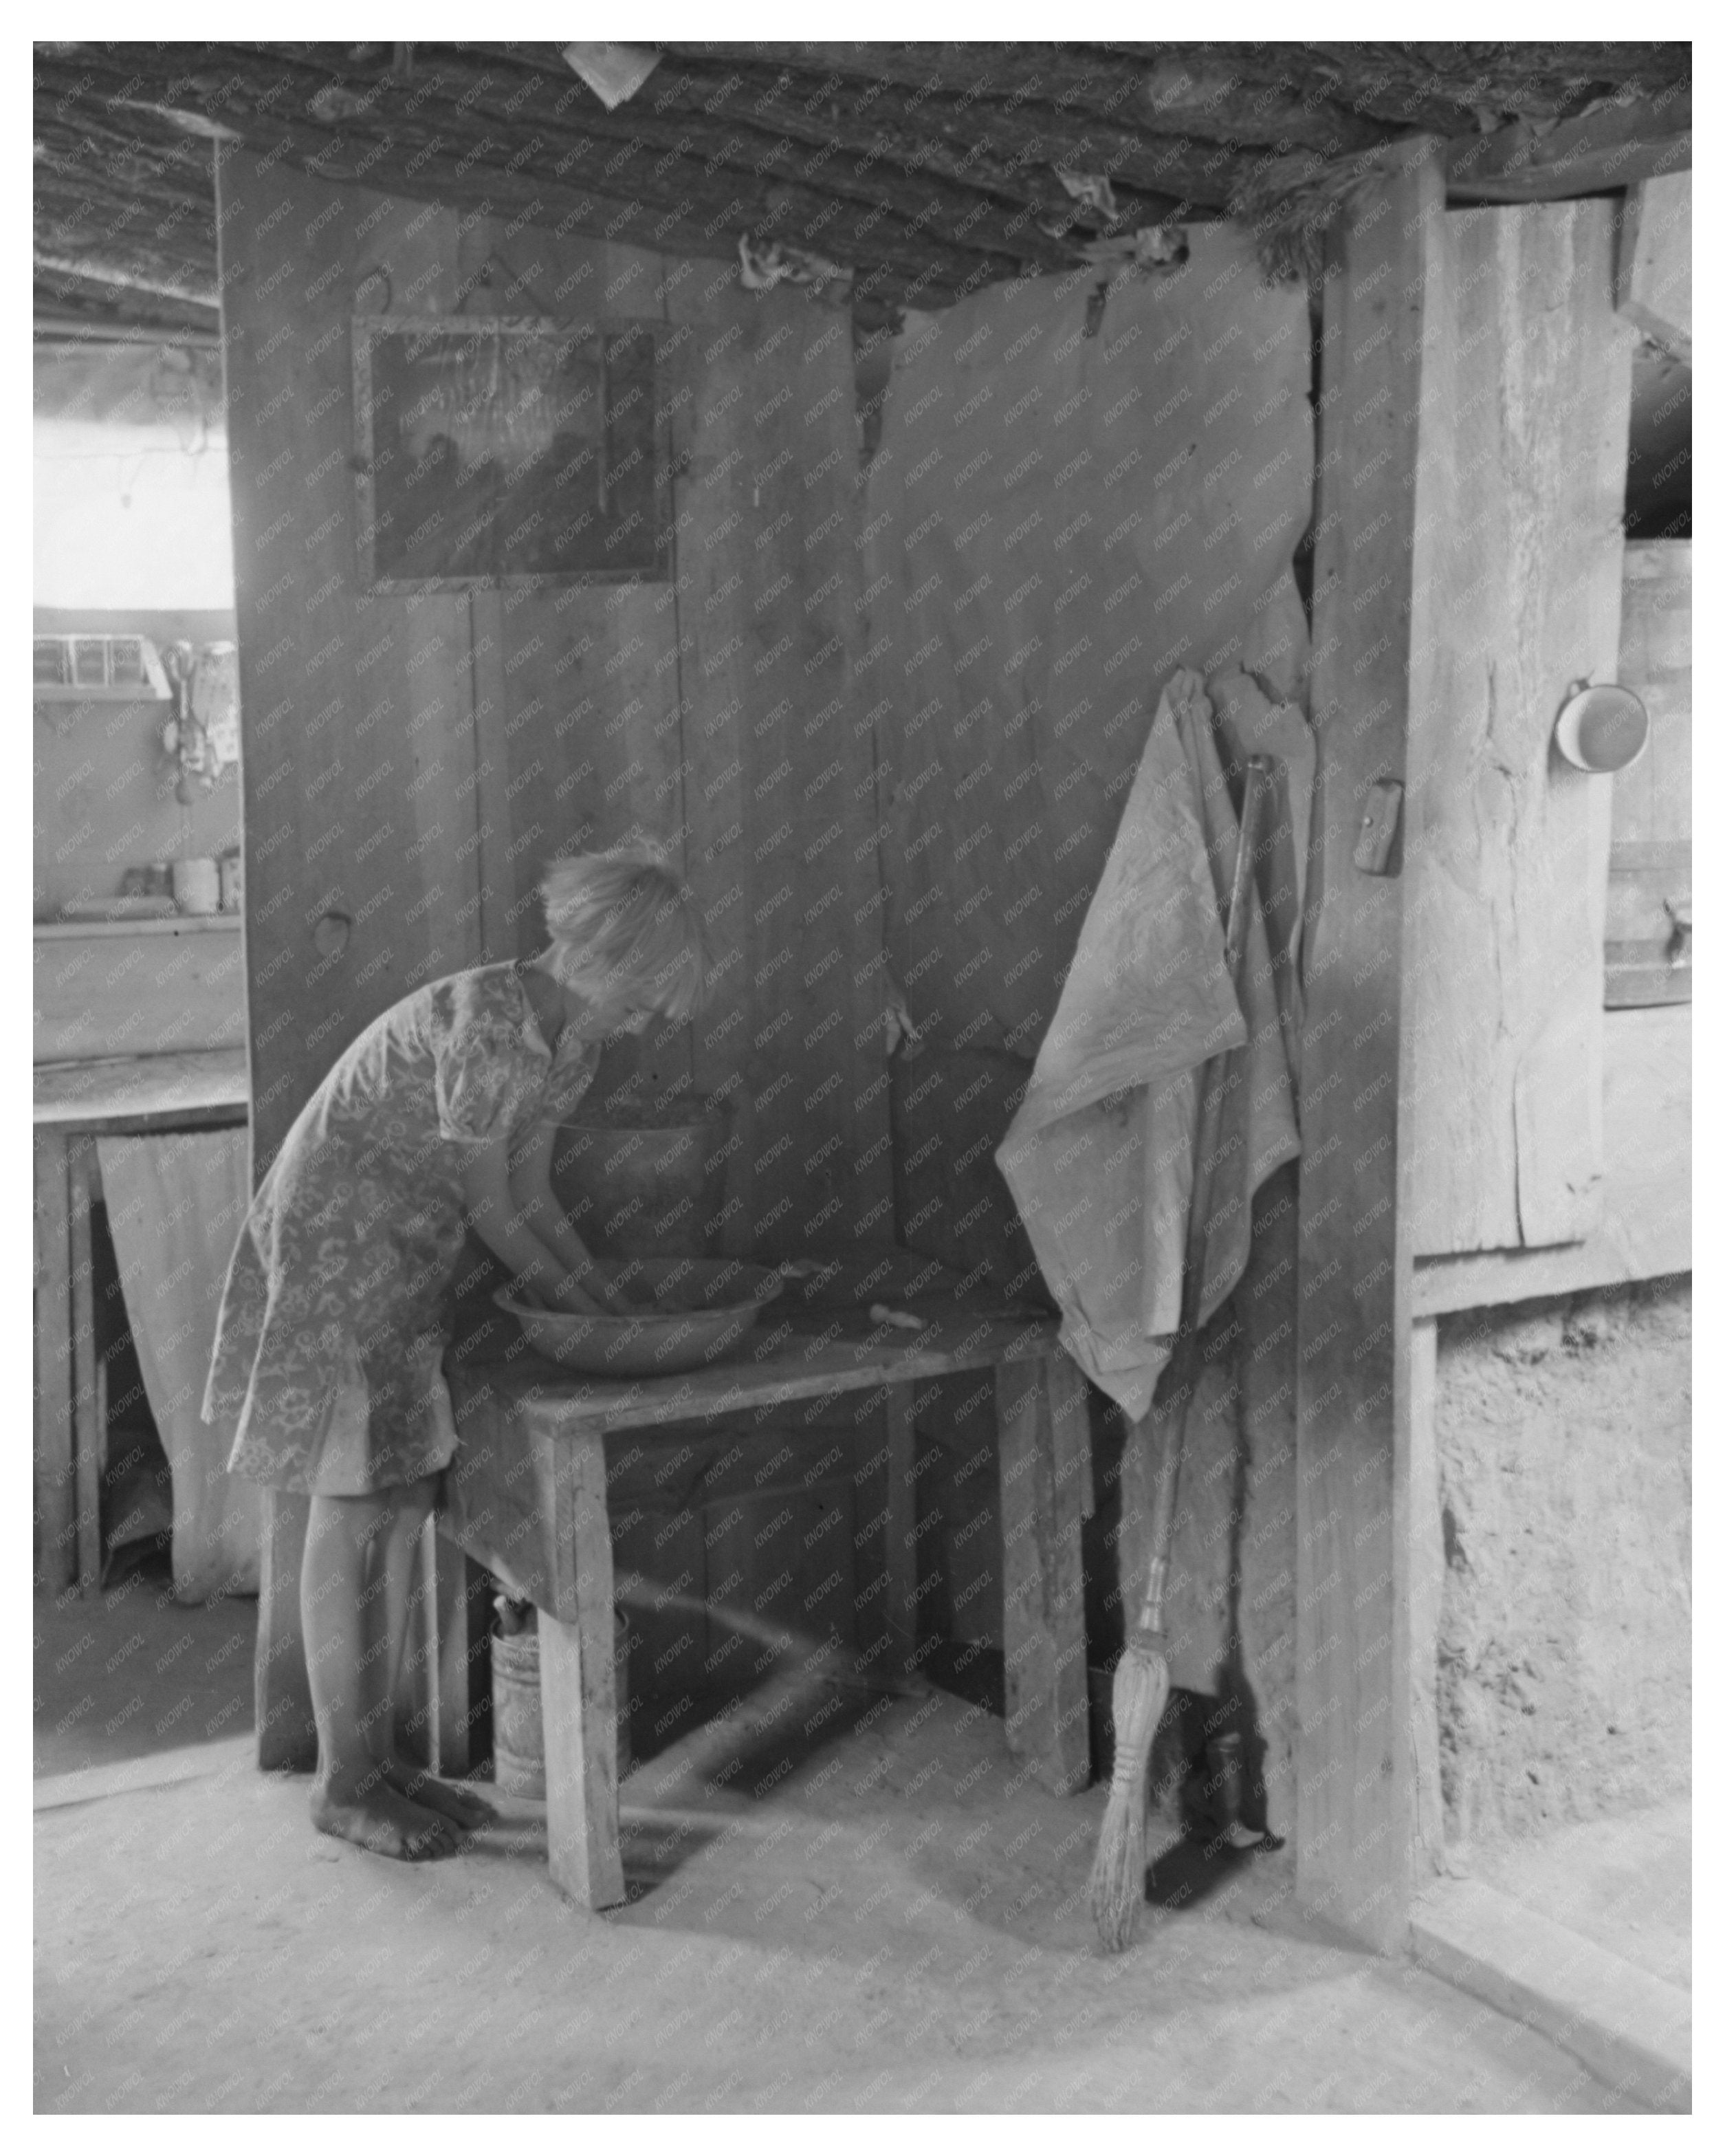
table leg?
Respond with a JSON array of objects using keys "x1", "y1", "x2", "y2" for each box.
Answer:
[
  {"x1": 32, "y1": 1129, "x2": 76, "y2": 1593},
  {"x1": 538, "y1": 1429, "x2": 625, "y2": 1910},
  {"x1": 395, "y1": 1514, "x2": 441, "y2": 1772},
  {"x1": 995, "y1": 1351, "x2": 1092, "y2": 1796},
  {"x1": 432, "y1": 1532, "x2": 491, "y2": 1779},
  {"x1": 255, "y1": 1489, "x2": 318, "y2": 1772},
  {"x1": 68, "y1": 1135, "x2": 102, "y2": 1596},
  {"x1": 395, "y1": 1523, "x2": 489, "y2": 1777},
  {"x1": 883, "y1": 1382, "x2": 919, "y2": 1684}
]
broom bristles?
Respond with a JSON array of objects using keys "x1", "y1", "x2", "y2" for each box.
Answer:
[{"x1": 1088, "y1": 1636, "x2": 1170, "y2": 1952}]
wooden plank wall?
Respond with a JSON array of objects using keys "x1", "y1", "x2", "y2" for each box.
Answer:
[
  {"x1": 1300, "y1": 174, "x2": 1648, "y2": 1946},
  {"x1": 1412, "y1": 1003, "x2": 1690, "y2": 1316},
  {"x1": 860, "y1": 232, "x2": 1312, "y2": 1068},
  {"x1": 1616, "y1": 171, "x2": 1691, "y2": 355},
  {"x1": 852, "y1": 232, "x2": 1313, "y2": 1801},
  {"x1": 1403, "y1": 202, "x2": 1635, "y2": 1256},
  {"x1": 217, "y1": 148, "x2": 893, "y2": 1764},
  {"x1": 219, "y1": 146, "x2": 889, "y2": 1234},
  {"x1": 1607, "y1": 541, "x2": 1691, "y2": 1001}
]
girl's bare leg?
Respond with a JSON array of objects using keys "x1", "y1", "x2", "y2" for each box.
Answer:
[
  {"x1": 302, "y1": 1488, "x2": 456, "y2": 1860},
  {"x1": 365, "y1": 1478, "x2": 497, "y2": 1831}
]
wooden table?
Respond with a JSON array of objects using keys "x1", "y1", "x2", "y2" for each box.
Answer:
[
  {"x1": 32, "y1": 1049, "x2": 250, "y2": 1594},
  {"x1": 443, "y1": 1294, "x2": 1093, "y2": 1910}
]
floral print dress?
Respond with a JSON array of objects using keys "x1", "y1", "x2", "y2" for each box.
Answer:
[{"x1": 203, "y1": 961, "x2": 597, "y2": 1496}]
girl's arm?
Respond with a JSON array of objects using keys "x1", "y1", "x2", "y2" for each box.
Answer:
[
  {"x1": 507, "y1": 1124, "x2": 633, "y2": 1314},
  {"x1": 459, "y1": 1140, "x2": 602, "y2": 1313}
]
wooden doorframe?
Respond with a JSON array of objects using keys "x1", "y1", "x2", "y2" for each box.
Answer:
[{"x1": 1295, "y1": 138, "x2": 1446, "y2": 1950}]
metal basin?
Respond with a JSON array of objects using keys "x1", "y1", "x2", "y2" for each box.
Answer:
[{"x1": 494, "y1": 1258, "x2": 784, "y2": 1377}]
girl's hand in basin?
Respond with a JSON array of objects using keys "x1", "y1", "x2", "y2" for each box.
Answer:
[
  {"x1": 558, "y1": 1265, "x2": 639, "y2": 1317},
  {"x1": 525, "y1": 1271, "x2": 603, "y2": 1316}
]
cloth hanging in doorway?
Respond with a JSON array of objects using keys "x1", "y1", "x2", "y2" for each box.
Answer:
[
  {"x1": 996, "y1": 668, "x2": 1304, "y2": 1421},
  {"x1": 95, "y1": 1129, "x2": 261, "y2": 1600}
]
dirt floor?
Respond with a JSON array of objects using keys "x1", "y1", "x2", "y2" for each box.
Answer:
[
  {"x1": 36, "y1": 1584, "x2": 1647, "y2": 2114},
  {"x1": 34, "y1": 1570, "x2": 254, "y2": 1781}
]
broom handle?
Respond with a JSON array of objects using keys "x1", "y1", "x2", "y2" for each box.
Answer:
[{"x1": 1134, "y1": 755, "x2": 1274, "y2": 1640}]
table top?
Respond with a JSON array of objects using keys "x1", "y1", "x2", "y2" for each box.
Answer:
[
  {"x1": 446, "y1": 1294, "x2": 1062, "y2": 1437},
  {"x1": 33, "y1": 1047, "x2": 250, "y2": 1131}
]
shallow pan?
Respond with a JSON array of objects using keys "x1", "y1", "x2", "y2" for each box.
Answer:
[{"x1": 494, "y1": 1258, "x2": 784, "y2": 1377}]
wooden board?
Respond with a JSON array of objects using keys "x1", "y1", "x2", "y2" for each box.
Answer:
[
  {"x1": 1405, "y1": 200, "x2": 1636, "y2": 1255},
  {"x1": 538, "y1": 1429, "x2": 627, "y2": 1910},
  {"x1": 1412, "y1": 1004, "x2": 1689, "y2": 1316},
  {"x1": 452, "y1": 221, "x2": 685, "y2": 1011},
  {"x1": 33, "y1": 1129, "x2": 76, "y2": 1592},
  {"x1": 994, "y1": 1353, "x2": 1091, "y2": 1796},
  {"x1": 882, "y1": 1386, "x2": 919, "y2": 1681},
  {"x1": 34, "y1": 1049, "x2": 249, "y2": 1131},
  {"x1": 1607, "y1": 543, "x2": 1690, "y2": 1008},
  {"x1": 217, "y1": 152, "x2": 485, "y2": 1173},
  {"x1": 665, "y1": 274, "x2": 894, "y2": 1260},
  {"x1": 254, "y1": 1491, "x2": 316, "y2": 1773},
  {"x1": 1616, "y1": 173, "x2": 1691, "y2": 357},
  {"x1": 34, "y1": 921, "x2": 245, "y2": 1063},
  {"x1": 1408, "y1": 1317, "x2": 1444, "y2": 1880},
  {"x1": 860, "y1": 224, "x2": 1312, "y2": 1069},
  {"x1": 68, "y1": 1135, "x2": 102, "y2": 1594},
  {"x1": 447, "y1": 1303, "x2": 1059, "y2": 1438},
  {"x1": 889, "y1": 1045, "x2": 1042, "y2": 1299},
  {"x1": 431, "y1": 1534, "x2": 490, "y2": 1779},
  {"x1": 1296, "y1": 137, "x2": 1442, "y2": 1952}
]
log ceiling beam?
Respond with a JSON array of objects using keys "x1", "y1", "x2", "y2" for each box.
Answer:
[
  {"x1": 577, "y1": 57, "x2": 1207, "y2": 223},
  {"x1": 658, "y1": 41, "x2": 1393, "y2": 155},
  {"x1": 43, "y1": 46, "x2": 1052, "y2": 304},
  {"x1": 35, "y1": 41, "x2": 1692, "y2": 320}
]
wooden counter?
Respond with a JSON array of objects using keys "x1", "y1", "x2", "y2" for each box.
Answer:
[
  {"x1": 443, "y1": 1296, "x2": 1092, "y2": 1910},
  {"x1": 34, "y1": 916, "x2": 245, "y2": 1063}
]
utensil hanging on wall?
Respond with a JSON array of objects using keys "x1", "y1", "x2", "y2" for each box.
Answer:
[
  {"x1": 163, "y1": 644, "x2": 197, "y2": 803},
  {"x1": 1553, "y1": 680, "x2": 1649, "y2": 774}
]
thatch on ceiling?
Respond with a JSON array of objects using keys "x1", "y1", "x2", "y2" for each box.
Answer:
[
  {"x1": 34, "y1": 90, "x2": 222, "y2": 336},
  {"x1": 34, "y1": 41, "x2": 1691, "y2": 336}
]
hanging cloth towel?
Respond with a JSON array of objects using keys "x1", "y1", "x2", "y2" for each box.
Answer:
[{"x1": 996, "y1": 668, "x2": 1302, "y2": 1421}]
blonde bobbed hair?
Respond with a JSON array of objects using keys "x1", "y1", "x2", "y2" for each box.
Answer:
[{"x1": 538, "y1": 841, "x2": 708, "y2": 1021}]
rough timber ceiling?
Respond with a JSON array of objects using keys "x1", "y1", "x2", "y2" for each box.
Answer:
[{"x1": 34, "y1": 41, "x2": 1691, "y2": 336}]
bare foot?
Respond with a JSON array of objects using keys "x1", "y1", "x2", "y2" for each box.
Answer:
[
  {"x1": 384, "y1": 1762, "x2": 498, "y2": 1832},
  {"x1": 310, "y1": 1778, "x2": 459, "y2": 1861}
]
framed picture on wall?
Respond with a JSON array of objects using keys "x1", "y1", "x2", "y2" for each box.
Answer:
[{"x1": 351, "y1": 316, "x2": 670, "y2": 591}]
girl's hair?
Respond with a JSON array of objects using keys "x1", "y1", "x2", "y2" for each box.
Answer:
[{"x1": 538, "y1": 842, "x2": 708, "y2": 1021}]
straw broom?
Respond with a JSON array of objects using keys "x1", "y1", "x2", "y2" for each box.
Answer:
[{"x1": 1090, "y1": 755, "x2": 1273, "y2": 1952}]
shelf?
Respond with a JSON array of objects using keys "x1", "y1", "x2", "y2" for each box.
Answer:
[
  {"x1": 34, "y1": 684, "x2": 171, "y2": 704},
  {"x1": 34, "y1": 1048, "x2": 250, "y2": 1130},
  {"x1": 34, "y1": 914, "x2": 241, "y2": 939}
]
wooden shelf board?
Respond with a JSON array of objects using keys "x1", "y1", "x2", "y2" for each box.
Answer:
[{"x1": 34, "y1": 1047, "x2": 250, "y2": 1130}]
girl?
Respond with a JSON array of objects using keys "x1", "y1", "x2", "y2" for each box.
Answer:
[{"x1": 204, "y1": 844, "x2": 707, "y2": 1860}]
